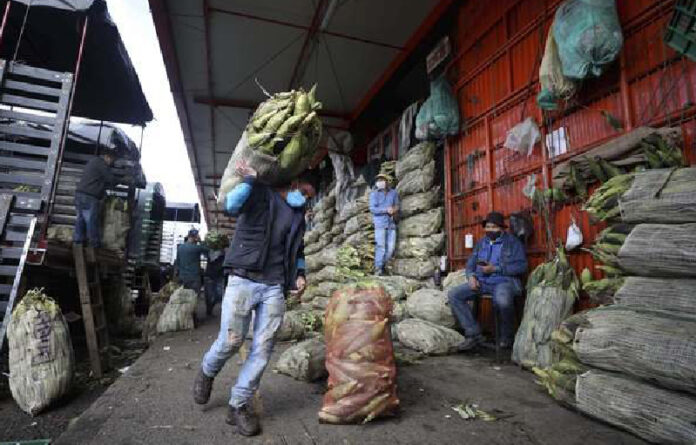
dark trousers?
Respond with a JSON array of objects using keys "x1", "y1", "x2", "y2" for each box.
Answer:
[
  {"x1": 73, "y1": 192, "x2": 102, "y2": 248},
  {"x1": 447, "y1": 281, "x2": 518, "y2": 342}
]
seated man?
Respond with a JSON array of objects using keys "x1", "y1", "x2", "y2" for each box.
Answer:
[{"x1": 448, "y1": 211, "x2": 527, "y2": 351}]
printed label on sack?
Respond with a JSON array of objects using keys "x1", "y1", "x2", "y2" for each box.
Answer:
[{"x1": 32, "y1": 311, "x2": 53, "y2": 365}]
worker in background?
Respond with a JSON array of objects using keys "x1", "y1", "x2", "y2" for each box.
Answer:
[
  {"x1": 193, "y1": 160, "x2": 314, "y2": 437},
  {"x1": 174, "y1": 229, "x2": 209, "y2": 293},
  {"x1": 369, "y1": 173, "x2": 399, "y2": 276},
  {"x1": 204, "y1": 246, "x2": 227, "y2": 317},
  {"x1": 73, "y1": 151, "x2": 118, "y2": 248},
  {"x1": 447, "y1": 212, "x2": 528, "y2": 351}
]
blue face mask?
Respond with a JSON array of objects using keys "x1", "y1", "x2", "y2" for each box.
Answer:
[{"x1": 286, "y1": 190, "x2": 306, "y2": 208}]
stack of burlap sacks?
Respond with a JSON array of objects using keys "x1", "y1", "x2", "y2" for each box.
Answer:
[
  {"x1": 535, "y1": 167, "x2": 696, "y2": 444},
  {"x1": 275, "y1": 143, "x2": 470, "y2": 384}
]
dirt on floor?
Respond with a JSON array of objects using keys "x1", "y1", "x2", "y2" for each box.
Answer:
[
  {"x1": 0, "y1": 336, "x2": 147, "y2": 442},
  {"x1": 52, "y1": 314, "x2": 646, "y2": 445}
]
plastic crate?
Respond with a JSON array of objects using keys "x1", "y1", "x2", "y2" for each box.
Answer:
[{"x1": 665, "y1": 0, "x2": 696, "y2": 61}]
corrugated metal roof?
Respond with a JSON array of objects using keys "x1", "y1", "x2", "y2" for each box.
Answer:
[{"x1": 150, "y1": 0, "x2": 448, "y2": 229}]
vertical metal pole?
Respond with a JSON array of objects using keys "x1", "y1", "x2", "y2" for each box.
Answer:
[
  {"x1": 0, "y1": 1, "x2": 12, "y2": 53},
  {"x1": 95, "y1": 120, "x2": 104, "y2": 154},
  {"x1": 619, "y1": 50, "x2": 633, "y2": 131},
  {"x1": 43, "y1": 15, "x2": 89, "y2": 240},
  {"x1": 444, "y1": 138, "x2": 454, "y2": 269}
]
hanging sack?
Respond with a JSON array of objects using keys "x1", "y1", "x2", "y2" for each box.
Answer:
[
  {"x1": 415, "y1": 76, "x2": 460, "y2": 141},
  {"x1": 537, "y1": 27, "x2": 576, "y2": 109},
  {"x1": 504, "y1": 118, "x2": 541, "y2": 156},
  {"x1": 565, "y1": 218, "x2": 583, "y2": 250}
]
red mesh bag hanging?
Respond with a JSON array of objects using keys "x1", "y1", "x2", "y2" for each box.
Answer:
[{"x1": 318, "y1": 280, "x2": 399, "y2": 424}]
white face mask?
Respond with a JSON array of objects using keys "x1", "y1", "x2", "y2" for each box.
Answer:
[{"x1": 376, "y1": 180, "x2": 386, "y2": 190}]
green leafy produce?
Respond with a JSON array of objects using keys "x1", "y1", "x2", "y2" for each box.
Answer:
[
  {"x1": 583, "y1": 173, "x2": 634, "y2": 222},
  {"x1": 204, "y1": 231, "x2": 230, "y2": 250}
]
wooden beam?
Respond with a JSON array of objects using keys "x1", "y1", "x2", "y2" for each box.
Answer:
[{"x1": 193, "y1": 95, "x2": 349, "y2": 120}]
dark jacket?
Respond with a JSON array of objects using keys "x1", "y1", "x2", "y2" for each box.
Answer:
[
  {"x1": 76, "y1": 157, "x2": 117, "y2": 199},
  {"x1": 223, "y1": 181, "x2": 305, "y2": 290},
  {"x1": 466, "y1": 232, "x2": 528, "y2": 292}
]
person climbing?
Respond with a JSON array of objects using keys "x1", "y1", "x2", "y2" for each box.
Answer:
[
  {"x1": 73, "y1": 151, "x2": 119, "y2": 248},
  {"x1": 447, "y1": 211, "x2": 528, "y2": 351},
  {"x1": 193, "y1": 160, "x2": 314, "y2": 436},
  {"x1": 369, "y1": 173, "x2": 399, "y2": 276}
]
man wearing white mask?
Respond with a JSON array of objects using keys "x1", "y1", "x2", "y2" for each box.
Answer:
[
  {"x1": 193, "y1": 160, "x2": 314, "y2": 436},
  {"x1": 369, "y1": 173, "x2": 399, "y2": 276}
]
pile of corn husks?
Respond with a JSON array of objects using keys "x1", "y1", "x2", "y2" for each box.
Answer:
[{"x1": 204, "y1": 230, "x2": 229, "y2": 250}]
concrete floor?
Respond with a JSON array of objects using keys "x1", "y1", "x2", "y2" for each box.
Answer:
[{"x1": 56, "y1": 314, "x2": 645, "y2": 445}]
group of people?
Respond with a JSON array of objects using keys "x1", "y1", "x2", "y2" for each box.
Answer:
[{"x1": 75, "y1": 153, "x2": 527, "y2": 437}]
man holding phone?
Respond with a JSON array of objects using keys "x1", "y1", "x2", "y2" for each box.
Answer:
[{"x1": 447, "y1": 211, "x2": 528, "y2": 351}]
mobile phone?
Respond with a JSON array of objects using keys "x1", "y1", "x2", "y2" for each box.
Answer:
[{"x1": 476, "y1": 261, "x2": 488, "y2": 266}]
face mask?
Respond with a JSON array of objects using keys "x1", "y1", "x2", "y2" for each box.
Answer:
[
  {"x1": 486, "y1": 231, "x2": 501, "y2": 240},
  {"x1": 286, "y1": 190, "x2": 306, "y2": 208},
  {"x1": 376, "y1": 180, "x2": 386, "y2": 190}
]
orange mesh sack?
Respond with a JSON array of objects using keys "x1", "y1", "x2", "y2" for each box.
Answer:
[{"x1": 318, "y1": 280, "x2": 399, "y2": 424}]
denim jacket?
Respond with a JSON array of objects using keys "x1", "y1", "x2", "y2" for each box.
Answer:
[{"x1": 465, "y1": 232, "x2": 528, "y2": 293}]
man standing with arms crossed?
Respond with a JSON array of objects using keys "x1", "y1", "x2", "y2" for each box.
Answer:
[
  {"x1": 192, "y1": 161, "x2": 314, "y2": 436},
  {"x1": 369, "y1": 173, "x2": 399, "y2": 276}
]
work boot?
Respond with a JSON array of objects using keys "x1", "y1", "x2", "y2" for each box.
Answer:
[
  {"x1": 375, "y1": 268, "x2": 384, "y2": 276},
  {"x1": 456, "y1": 334, "x2": 484, "y2": 352},
  {"x1": 193, "y1": 368, "x2": 213, "y2": 404},
  {"x1": 499, "y1": 339, "x2": 513, "y2": 350},
  {"x1": 229, "y1": 404, "x2": 261, "y2": 436}
]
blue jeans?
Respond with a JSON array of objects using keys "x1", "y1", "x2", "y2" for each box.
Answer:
[
  {"x1": 73, "y1": 192, "x2": 102, "y2": 248},
  {"x1": 201, "y1": 276, "x2": 285, "y2": 408},
  {"x1": 447, "y1": 281, "x2": 518, "y2": 342},
  {"x1": 374, "y1": 227, "x2": 397, "y2": 271},
  {"x1": 205, "y1": 275, "x2": 225, "y2": 312}
]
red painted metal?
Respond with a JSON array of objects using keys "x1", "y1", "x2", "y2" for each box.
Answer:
[
  {"x1": 349, "y1": 0, "x2": 454, "y2": 122},
  {"x1": 203, "y1": 0, "x2": 219, "y2": 228},
  {"x1": 193, "y1": 95, "x2": 349, "y2": 120},
  {"x1": 0, "y1": 1, "x2": 11, "y2": 51},
  {"x1": 149, "y1": 0, "x2": 211, "y2": 223},
  {"x1": 288, "y1": 0, "x2": 329, "y2": 90},
  {"x1": 444, "y1": 0, "x2": 696, "y2": 328},
  {"x1": 209, "y1": 7, "x2": 404, "y2": 51}
]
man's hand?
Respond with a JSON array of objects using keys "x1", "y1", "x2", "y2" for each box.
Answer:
[
  {"x1": 235, "y1": 160, "x2": 257, "y2": 178},
  {"x1": 387, "y1": 206, "x2": 397, "y2": 216},
  {"x1": 296, "y1": 276, "x2": 307, "y2": 292},
  {"x1": 468, "y1": 275, "x2": 479, "y2": 290},
  {"x1": 481, "y1": 263, "x2": 497, "y2": 275}
]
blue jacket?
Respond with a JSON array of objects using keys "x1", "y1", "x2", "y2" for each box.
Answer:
[
  {"x1": 369, "y1": 188, "x2": 399, "y2": 229},
  {"x1": 466, "y1": 232, "x2": 528, "y2": 291}
]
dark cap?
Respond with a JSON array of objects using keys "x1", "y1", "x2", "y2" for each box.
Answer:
[
  {"x1": 482, "y1": 211, "x2": 506, "y2": 228},
  {"x1": 187, "y1": 229, "x2": 199, "y2": 237}
]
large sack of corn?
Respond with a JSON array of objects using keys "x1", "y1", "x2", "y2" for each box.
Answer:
[
  {"x1": 104, "y1": 280, "x2": 138, "y2": 337},
  {"x1": 610, "y1": 277, "x2": 696, "y2": 315},
  {"x1": 217, "y1": 87, "x2": 323, "y2": 206},
  {"x1": 102, "y1": 197, "x2": 130, "y2": 253},
  {"x1": 373, "y1": 275, "x2": 423, "y2": 301},
  {"x1": 276, "y1": 310, "x2": 307, "y2": 342},
  {"x1": 337, "y1": 192, "x2": 369, "y2": 222},
  {"x1": 390, "y1": 257, "x2": 436, "y2": 279},
  {"x1": 395, "y1": 142, "x2": 436, "y2": 181},
  {"x1": 204, "y1": 230, "x2": 230, "y2": 250},
  {"x1": 512, "y1": 247, "x2": 579, "y2": 369},
  {"x1": 344, "y1": 212, "x2": 372, "y2": 237},
  {"x1": 396, "y1": 161, "x2": 435, "y2": 197},
  {"x1": 406, "y1": 289, "x2": 455, "y2": 328},
  {"x1": 275, "y1": 338, "x2": 327, "y2": 382},
  {"x1": 46, "y1": 225, "x2": 73, "y2": 244},
  {"x1": 395, "y1": 318, "x2": 463, "y2": 355},
  {"x1": 400, "y1": 189, "x2": 439, "y2": 218},
  {"x1": 576, "y1": 370, "x2": 696, "y2": 444},
  {"x1": 319, "y1": 281, "x2": 399, "y2": 424},
  {"x1": 398, "y1": 208, "x2": 443, "y2": 238},
  {"x1": 443, "y1": 270, "x2": 469, "y2": 292},
  {"x1": 569, "y1": 306, "x2": 696, "y2": 395},
  {"x1": 396, "y1": 233, "x2": 445, "y2": 259},
  {"x1": 143, "y1": 282, "x2": 179, "y2": 343},
  {"x1": 307, "y1": 265, "x2": 340, "y2": 283},
  {"x1": 157, "y1": 288, "x2": 198, "y2": 333},
  {"x1": 618, "y1": 223, "x2": 696, "y2": 278},
  {"x1": 8, "y1": 289, "x2": 74, "y2": 416},
  {"x1": 618, "y1": 167, "x2": 696, "y2": 224}
]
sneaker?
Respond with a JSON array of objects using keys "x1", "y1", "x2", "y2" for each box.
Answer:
[
  {"x1": 456, "y1": 334, "x2": 484, "y2": 352},
  {"x1": 499, "y1": 339, "x2": 513, "y2": 350},
  {"x1": 230, "y1": 403, "x2": 261, "y2": 436},
  {"x1": 193, "y1": 368, "x2": 213, "y2": 404},
  {"x1": 375, "y1": 269, "x2": 384, "y2": 276}
]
